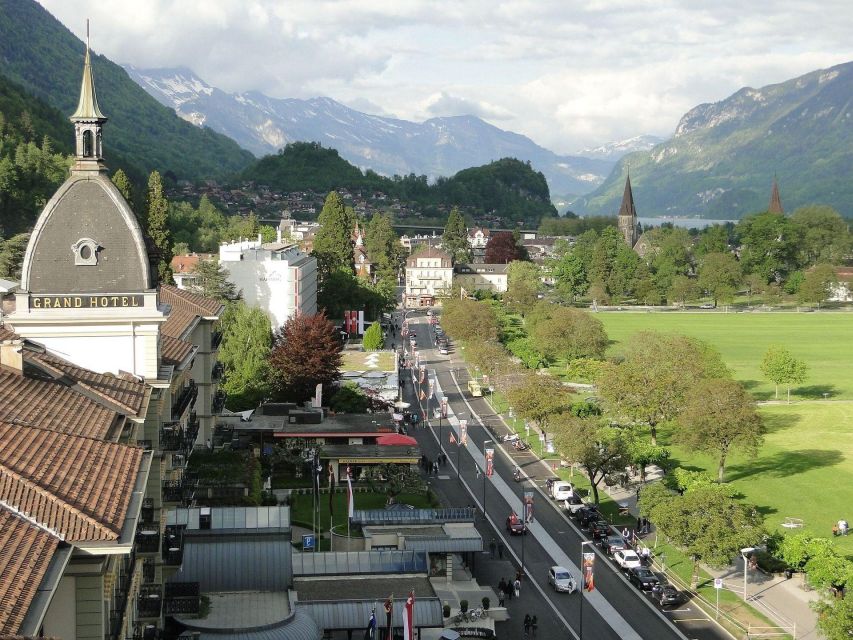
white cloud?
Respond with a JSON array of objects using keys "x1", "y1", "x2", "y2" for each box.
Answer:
[{"x1": 38, "y1": 0, "x2": 853, "y2": 151}]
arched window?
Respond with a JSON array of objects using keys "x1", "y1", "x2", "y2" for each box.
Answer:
[{"x1": 82, "y1": 130, "x2": 93, "y2": 157}]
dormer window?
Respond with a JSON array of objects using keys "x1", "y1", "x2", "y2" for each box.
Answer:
[{"x1": 72, "y1": 238, "x2": 100, "y2": 266}]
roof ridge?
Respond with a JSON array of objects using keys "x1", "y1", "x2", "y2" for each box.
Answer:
[
  {"x1": 0, "y1": 499, "x2": 64, "y2": 541},
  {"x1": 0, "y1": 417, "x2": 127, "y2": 447},
  {"x1": 0, "y1": 464, "x2": 118, "y2": 541}
]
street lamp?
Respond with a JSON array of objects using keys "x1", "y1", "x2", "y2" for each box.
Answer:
[
  {"x1": 455, "y1": 413, "x2": 466, "y2": 482},
  {"x1": 482, "y1": 440, "x2": 492, "y2": 516},
  {"x1": 741, "y1": 547, "x2": 755, "y2": 602},
  {"x1": 579, "y1": 540, "x2": 594, "y2": 639}
]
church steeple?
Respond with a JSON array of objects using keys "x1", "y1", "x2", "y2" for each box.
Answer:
[
  {"x1": 70, "y1": 22, "x2": 107, "y2": 173},
  {"x1": 768, "y1": 176, "x2": 784, "y2": 215},
  {"x1": 617, "y1": 174, "x2": 640, "y2": 247}
]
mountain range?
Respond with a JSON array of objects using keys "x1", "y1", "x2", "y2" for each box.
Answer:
[
  {"x1": 123, "y1": 65, "x2": 629, "y2": 198},
  {"x1": 576, "y1": 62, "x2": 853, "y2": 219}
]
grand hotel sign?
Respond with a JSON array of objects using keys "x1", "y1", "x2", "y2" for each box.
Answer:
[{"x1": 29, "y1": 294, "x2": 145, "y2": 309}]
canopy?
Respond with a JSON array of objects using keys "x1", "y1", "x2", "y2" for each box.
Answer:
[{"x1": 376, "y1": 433, "x2": 419, "y2": 446}]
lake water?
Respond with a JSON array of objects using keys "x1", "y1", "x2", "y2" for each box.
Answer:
[{"x1": 639, "y1": 217, "x2": 736, "y2": 230}]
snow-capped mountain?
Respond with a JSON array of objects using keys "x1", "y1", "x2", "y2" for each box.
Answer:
[
  {"x1": 577, "y1": 135, "x2": 665, "y2": 161},
  {"x1": 123, "y1": 65, "x2": 616, "y2": 196}
]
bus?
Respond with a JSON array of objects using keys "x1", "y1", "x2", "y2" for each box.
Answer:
[{"x1": 467, "y1": 380, "x2": 483, "y2": 397}]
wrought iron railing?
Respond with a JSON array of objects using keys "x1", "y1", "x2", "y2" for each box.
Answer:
[
  {"x1": 171, "y1": 380, "x2": 198, "y2": 420},
  {"x1": 136, "y1": 585, "x2": 162, "y2": 618}
]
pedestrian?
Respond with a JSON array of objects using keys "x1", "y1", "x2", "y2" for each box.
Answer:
[
  {"x1": 505, "y1": 581, "x2": 513, "y2": 601},
  {"x1": 433, "y1": 461, "x2": 439, "y2": 476},
  {"x1": 498, "y1": 543, "x2": 504, "y2": 559},
  {"x1": 641, "y1": 546, "x2": 651, "y2": 565},
  {"x1": 489, "y1": 538, "x2": 497, "y2": 558},
  {"x1": 622, "y1": 527, "x2": 630, "y2": 543},
  {"x1": 839, "y1": 519, "x2": 849, "y2": 536},
  {"x1": 498, "y1": 577, "x2": 506, "y2": 594},
  {"x1": 498, "y1": 588, "x2": 505, "y2": 607},
  {"x1": 637, "y1": 516, "x2": 642, "y2": 531},
  {"x1": 643, "y1": 517, "x2": 650, "y2": 534},
  {"x1": 531, "y1": 615, "x2": 538, "y2": 638},
  {"x1": 513, "y1": 577, "x2": 521, "y2": 598},
  {"x1": 523, "y1": 614, "x2": 531, "y2": 636}
]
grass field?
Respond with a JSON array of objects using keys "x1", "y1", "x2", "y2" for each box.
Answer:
[
  {"x1": 340, "y1": 349, "x2": 397, "y2": 372},
  {"x1": 598, "y1": 311, "x2": 853, "y2": 400}
]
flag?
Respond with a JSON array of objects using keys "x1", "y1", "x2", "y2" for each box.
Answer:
[
  {"x1": 346, "y1": 465, "x2": 354, "y2": 520},
  {"x1": 363, "y1": 608, "x2": 377, "y2": 640},
  {"x1": 523, "y1": 491, "x2": 534, "y2": 523},
  {"x1": 384, "y1": 596, "x2": 393, "y2": 637},
  {"x1": 449, "y1": 432, "x2": 457, "y2": 445},
  {"x1": 328, "y1": 463, "x2": 336, "y2": 515},
  {"x1": 403, "y1": 591, "x2": 415, "y2": 640},
  {"x1": 419, "y1": 389, "x2": 426, "y2": 401},
  {"x1": 485, "y1": 448, "x2": 494, "y2": 477},
  {"x1": 440, "y1": 398, "x2": 448, "y2": 419},
  {"x1": 460, "y1": 420, "x2": 468, "y2": 445},
  {"x1": 583, "y1": 552, "x2": 595, "y2": 592}
]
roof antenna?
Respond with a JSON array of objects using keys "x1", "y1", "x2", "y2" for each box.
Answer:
[{"x1": 86, "y1": 18, "x2": 90, "y2": 50}]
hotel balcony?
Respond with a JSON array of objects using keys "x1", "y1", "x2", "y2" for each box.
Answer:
[{"x1": 171, "y1": 380, "x2": 198, "y2": 420}]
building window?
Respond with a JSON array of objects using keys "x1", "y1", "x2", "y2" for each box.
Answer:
[
  {"x1": 72, "y1": 237, "x2": 100, "y2": 266},
  {"x1": 82, "y1": 130, "x2": 93, "y2": 157}
]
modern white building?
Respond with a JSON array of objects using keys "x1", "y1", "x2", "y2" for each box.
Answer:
[
  {"x1": 405, "y1": 246, "x2": 453, "y2": 307},
  {"x1": 453, "y1": 263, "x2": 509, "y2": 293},
  {"x1": 219, "y1": 236, "x2": 317, "y2": 329}
]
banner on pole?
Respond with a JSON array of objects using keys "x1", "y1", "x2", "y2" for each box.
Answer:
[
  {"x1": 583, "y1": 552, "x2": 596, "y2": 592},
  {"x1": 485, "y1": 448, "x2": 495, "y2": 477},
  {"x1": 440, "y1": 397, "x2": 448, "y2": 419},
  {"x1": 523, "y1": 490, "x2": 534, "y2": 523},
  {"x1": 460, "y1": 420, "x2": 468, "y2": 446},
  {"x1": 403, "y1": 591, "x2": 415, "y2": 640}
]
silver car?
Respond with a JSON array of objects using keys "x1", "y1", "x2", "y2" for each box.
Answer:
[{"x1": 548, "y1": 566, "x2": 577, "y2": 593}]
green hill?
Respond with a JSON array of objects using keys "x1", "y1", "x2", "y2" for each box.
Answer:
[
  {"x1": 0, "y1": 0, "x2": 254, "y2": 181},
  {"x1": 243, "y1": 142, "x2": 558, "y2": 226},
  {"x1": 576, "y1": 61, "x2": 853, "y2": 219}
]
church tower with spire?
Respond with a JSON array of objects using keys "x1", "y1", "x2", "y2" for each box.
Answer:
[
  {"x1": 617, "y1": 175, "x2": 640, "y2": 248},
  {"x1": 768, "y1": 177, "x2": 784, "y2": 215}
]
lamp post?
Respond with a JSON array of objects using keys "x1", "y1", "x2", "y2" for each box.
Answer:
[
  {"x1": 579, "y1": 540, "x2": 594, "y2": 639},
  {"x1": 741, "y1": 547, "x2": 755, "y2": 602},
  {"x1": 456, "y1": 414, "x2": 466, "y2": 483},
  {"x1": 482, "y1": 440, "x2": 492, "y2": 516}
]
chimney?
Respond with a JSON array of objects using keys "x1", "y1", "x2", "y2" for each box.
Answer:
[
  {"x1": 258, "y1": 233, "x2": 263, "y2": 244},
  {"x1": 277, "y1": 226, "x2": 282, "y2": 243},
  {"x1": 0, "y1": 337, "x2": 23, "y2": 373}
]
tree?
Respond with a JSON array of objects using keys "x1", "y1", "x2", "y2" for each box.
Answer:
[
  {"x1": 440, "y1": 298, "x2": 500, "y2": 343},
  {"x1": 146, "y1": 171, "x2": 172, "y2": 283},
  {"x1": 813, "y1": 593, "x2": 853, "y2": 640},
  {"x1": 760, "y1": 346, "x2": 808, "y2": 402},
  {"x1": 218, "y1": 302, "x2": 273, "y2": 410},
  {"x1": 504, "y1": 260, "x2": 540, "y2": 314},
  {"x1": 0, "y1": 232, "x2": 30, "y2": 280},
  {"x1": 329, "y1": 382, "x2": 369, "y2": 413},
  {"x1": 744, "y1": 273, "x2": 766, "y2": 305},
  {"x1": 697, "y1": 252, "x2": 741, "y2": 307},
  {"x1": 649, "y1": 227, "x2": 693, "y2": 297},
  {"x1": 362, "y1": 321, "x2": 384, "y2": 350},
  {"x1": 505, "y1": 373, "x2": 573, "y2": 432},
  {"x1": 694, "y1": 224, "x2": 730, "y2": 257},
  {"x1": 484, "y1": 231, "x2": 527, "y2": 263},
  {"x1": 550, "y1": 246, "x2": 588, "y2": 303},
  {"x1": 530, "y1": 307, "x2": 608, "y2": 368},
  {"x1": 442, "y1": 207, "x2": 470, "y2": 263},
  {"x1": 678, "y1": 378, "x2": 764, "y2": 482},
  {"x1": 797, "y1": 264, "x2": 837, "y2": 307},
  {"x1": 312, "y1": 191, "x2": 355, "y2": 282},
  {"x1": 647, "y1": 485, "x2": 764, "y2": 587},
  {"x1": 364, "y1": 463, "x2": 424, "y2": 504},
  {"x1": 791, "y1": 205, "x2": 851, "y2": 267},
  {"x1": 111, "y1": 168, "x2": 134, "y2": 208},
  {"x1": 552, "y1": 415, "x2": 631, "y2": 505},
  {"x1": 667, "y1": 275, "x2": 699, "y2": 307},
  {"x1": 364, "y1": 212, "x2": 400, "y2": 281},
  {"x1": 598, "y1": 331, "x2": 728, "y2": 444},
  {"x1": 736, "y1": 212, "x2": 798, "y2": 282},
  {"x1": 269, "y1": 312, "x2": 343, "y2": 402},
  {"x1": 188, "y1": 259, "x2": 240, "y2": 302}
]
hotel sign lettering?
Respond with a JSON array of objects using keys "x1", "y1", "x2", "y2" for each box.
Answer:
[{"x1": 30, "y1": 295, "x2": 144, "y2": 309}]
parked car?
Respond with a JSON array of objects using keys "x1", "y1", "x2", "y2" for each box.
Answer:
[
  {"x1": 628, "y1": 567, "x2": 659, "y2": 591},
  {"x1": 563, "y1": 495, "x2": 585, "y2": 514},
  {"x1": 700, "y1": 303, "x2": 714, "y2": 309},
  {"x1": 614, "y1": 550, "x2": 642, "y2": 570},
  {"x1": 590, "y1": 521, "x2": 610, "y2": 541},
  {"x1": 506, "y1": 513, "x2": 527, "y2": 535},
  {"x1": 550, "y1": 481, "x2": 574, "y2": 500},
  {"x1": 575, "y1": 505, "x2": 598, "y2": 524},
  {"x1": 599, "y1": 534, "x2": 626, "y2": 555},
  {"x1": 548, "y1": 566, "x2": 577, "y2": 593},
  {"x1": 439, "y1": 346, "x2": 449, "y2": 355},
  {"x1": 653, "y1": 584, "x2": 683, "y2": 607}
]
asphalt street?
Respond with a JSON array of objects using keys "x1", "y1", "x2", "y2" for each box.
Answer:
[{"x1": 393, "y1": 310, "x2": 730, "y2": 640}]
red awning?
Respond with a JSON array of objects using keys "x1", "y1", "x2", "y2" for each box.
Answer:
[{"x1": 376, "y1": 433, "x2": 419, "y2": 446}]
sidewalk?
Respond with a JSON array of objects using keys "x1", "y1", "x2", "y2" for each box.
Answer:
[{"x1": 603, "y1": 479, "x2": 820, "y2": 639}]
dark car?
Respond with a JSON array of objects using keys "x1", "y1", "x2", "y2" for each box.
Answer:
[
  {"x1": 590, "y1": 521, "x2": 610, "y2": 541},
  {"x1": 653, "y1": 584, "x2": 683, "y2": 606},
  {"x1": 628, "y1": 567, "x2": 660, "y2": 591},
  {"x1": 599, "y1": 534, "x2": 626, "y2": 555},
  {"x1": 506, "y1": 515, "x2": 527, "y2": 535},
  {"x1": 576, "y1": 506, "x2": 599, "y2": 525}
]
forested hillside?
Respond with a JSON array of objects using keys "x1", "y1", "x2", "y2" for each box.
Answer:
[
  {"x1": 243, "y1": 142, "x2": 558, "y2": 226},
  {"x1": 0, "y1": 0, "x2": 254, "y2": 182}
]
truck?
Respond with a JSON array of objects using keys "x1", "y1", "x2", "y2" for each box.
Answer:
[{"x1": 467, "y1": 380, "x2": 482, "y2": 397}]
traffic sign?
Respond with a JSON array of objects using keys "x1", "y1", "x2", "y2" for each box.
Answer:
[
  {"x1": 714, "y1": 578, "x2": 723, "y2": 589},
  {"x1": 302, "y1": 534, "x2": 316, "y2": 550}
]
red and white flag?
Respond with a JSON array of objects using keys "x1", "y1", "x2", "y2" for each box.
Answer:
[
  {"x1": 449, "y1": 432, "x2": 457, "y2": 445},
  {"x1": 403, "y1": 591, "x2": 415, "y2": 640},
  {"x1": 419, "y1": 389, "x2": 426, "y2": 401},
  {"x1": 346, "y1": 465, "x2": 354, "y2": 520}
]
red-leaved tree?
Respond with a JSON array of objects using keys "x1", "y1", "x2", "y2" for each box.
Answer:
[
  {"x1": 269, "y1": 312, "x2": 343, "y2": 402},
  {"x1": 484, "y1": 231, "x2": 528, "y2": 263}
]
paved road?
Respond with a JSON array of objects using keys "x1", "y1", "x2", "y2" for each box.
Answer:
[{"x1": 396, "y1": 310, "x2": 730, "y2": 640}]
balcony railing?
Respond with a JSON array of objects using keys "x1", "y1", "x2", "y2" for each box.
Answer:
[
  {"x1": 140, "y1": 498, "x2": 154, "y2": 525},
  {"x1": 159, "y1": 426, "x2": 183, "y2": 453},
  {"x1": 109, "y1": 548, "x2": 136, "y2": 639},
  {"x1": 212, "y1": 390, "x2": 227, "y2": 414},
  {"x1": 162, "y1": 480, "x2": 184, "y2": 504},
  {"x1": 171, "y1": 380, "x2": 198, "y2": 420},
  {"x1": 211, "y1": 330, "x2": 224, "y2": 350},
  {"x1": 136, "y1": 585, "x2": 162, "y2": 619},
  {"x1": 162, "y1": 525, "x2": 185, "y2": 566},
  {"x1": 135, "y1": 526, "x2": 160, "y2": 554},
  {"x1": 133, "y1": 625, "x2": 162, "y2": 640},
  {"x1": 164, "y1": 581, "x2": 200, "y2": 615}
]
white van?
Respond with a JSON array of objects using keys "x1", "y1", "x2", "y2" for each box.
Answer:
[{"x1": 551, "y1": 481, "x2": 574, "y2": 501}]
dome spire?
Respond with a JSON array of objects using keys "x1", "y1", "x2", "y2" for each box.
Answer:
[{"x1": 70, "y1": 20, "x2": 107, "y2": 173}]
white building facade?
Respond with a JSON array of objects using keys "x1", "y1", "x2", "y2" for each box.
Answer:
[
  {"x1": 405, "y1": 247, "x2": 453, "y2": 307},
  {"x1": 219, "y1": 237, "x2": 317, "y2": 329}
]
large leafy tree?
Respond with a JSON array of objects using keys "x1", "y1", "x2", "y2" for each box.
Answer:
[
  {"x1": 646, "y1": 484, "x2": 765, "y2": 587},
  {"x1": 667, "y1": 274, "x2": 700, "y2": 307},
  {"x1": 218, "y1": 302, "x2": 273, "y2": 410},
  {"x1": 648, "y1": 227, "x2": 693, "y2": 297},
  {"x1": 598, "y1": 331, "x2": 728, "y2": 444},
  {"x1": 760, "y1": 346, "x2": 808, "y2": 402},
  {"x1": 813, "y1": 592, "x2": 853, "y2": 640},
  {"x1": 697, "y1": 251, "x2": 741, "y2": 306},
  {"x1": 549, "y1": 241, "x2": 588, "y2": 303},
  {"x1": 530, "y1": 306, "x2": 607, "y2": 367},
  {"x1": 797, "y1": 264, "x2": 837, "y2": 307},
  {"x1": 678, "y1": 378, "x2": 764, "y2": 482},
  {"x1": 312, "y1": 191, "x2": 356, "y2": 282},
  {"x1": 188, "y1": 259, "x2": 240, "y2": 303},
  {"x1": 269, "y1": 312, "x2": 343, "y2": 402},
  {"x1": 504, "y1": 260, "x2": 540, "y2": 314},
  {"x1": 442, "y1": 207, "x2": 469, "y2": 263},
  {"x1": 484, "y1": 231, "x2": 527, "y2": 264},
  {"x1": 790, "y1": 205, "x2": 850, "y2": 267},
  {"x1": 505, "y1": 372, "x2": 573, "y2": 433},
  {"x1": 146, "y1": 170, "x2": 173, "y2": 283},
  {"x1": 736, "y1": 212, "x2": 799, "y2": 283},
  {"x1": 0, "y1": 232, "x2": 29, "y2": 279},
  {"x1": 553, "y1": 415, "x2": 632, "y2": 505},
  {"x1": 440, "y1": 298, "x2": 500, "y2": 343},
  {"x1": 111, "y1": 168, "x2": 135, "y2": 210}
]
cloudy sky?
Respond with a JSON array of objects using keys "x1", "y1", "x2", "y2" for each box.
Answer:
[{"x1": 38, "y1": 0, "x2": 853, "y2": 153}]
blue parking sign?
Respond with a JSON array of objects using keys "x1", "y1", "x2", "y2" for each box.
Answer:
[{"x1": 302, "y1": 534, "x2": 315, "y2": 550}]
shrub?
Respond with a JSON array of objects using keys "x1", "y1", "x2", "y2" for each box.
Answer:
[
  {"x1": 459, "y1": 599, "x2": 468, "y2": 614},
  {"x1": 443, "y1": 604, "x2": 451, "y2": 618},
  {"x1": 329, "y1": 382, "x2": 369, "y2": 413},
  {"x1": 481, "y1": 596, "x2": 490, "y2": 610},
  {"x1": 362, "y1": 321, "x2": 384, "y2": 350}
]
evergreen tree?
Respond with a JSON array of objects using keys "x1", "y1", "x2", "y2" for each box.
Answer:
[
  {"x1": 362, "y1": 321, "x2": 384, "y2": 351},
  {"x1": 442, "y1": 207, "x2": 469, "y2": 263},
  {"x1": 219, "y1": 302, "x2": 273, "y2": 410},
  {"x1": 111, "y1": 168, "x2": 134, "y2": 207},
  {"x1": 146, "y1": 170, "x2": 173, "y2": 283},
  {"x1": 364, "y1": 211, "x2": 400, "y2": 281},
  {"x1": 188, "y1": 259, "x2": 240, "y2": 302},
  {"x1": 0, "y1": 232, "x2": 30, "y2": 279},
  {"x1": 312, "y1": 191, "x2": 355, "y2": 282}
]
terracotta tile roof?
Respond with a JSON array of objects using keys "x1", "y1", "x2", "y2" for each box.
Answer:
[
  {"x1": 0, "y1": 509, "x2": 59, "y2": 635},
  {"x1": 0, "y1": 369, "x2": 119, "y2": 440},
  {"x1": 0, "y1": 421, "x2": 143, "y2": 541},
  {"x1": 160, "y1": 284, "x2": 223, "y2": 339},
  {"x1": 27, "y1": 351, "x2": 148, "y2": 418},
  {"x1": 0, "y1": 325, "x2": 17, "y2": 342},
  {"x1": 161, "y1": 335, "x2": 196, "y2": 367}
]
